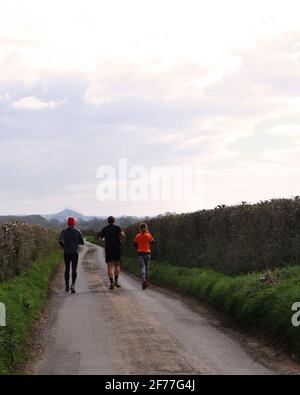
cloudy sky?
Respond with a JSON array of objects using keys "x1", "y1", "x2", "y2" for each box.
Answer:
[{"x1": 1, "y1": 0, "x2": 300, "y2": 216}]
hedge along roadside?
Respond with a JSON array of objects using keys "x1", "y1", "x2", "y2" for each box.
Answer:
[
  {"x1": 0, "y1": 249, "x2": 61, "y2": 374},
  {"x1": 0, "y1": 222, "x2": 58, "y2": 282},
  {"x1": 122, "y1": 198, "x2": 300, "y2": 275}
]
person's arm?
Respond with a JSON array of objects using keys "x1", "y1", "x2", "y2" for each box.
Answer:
[
  {"x1": 59, "y1": 230, "x2": 65, "y2": 248},
  {"x1": 78, "y1": 230, "x2": 84, "y2": 246},
  {"x1": 119, "y1": 229, "x2": 126, "y2": 242},
  {"x1": 150, "y1": 233, "x2": 155, "y2": 245},
  {"x1": 98, "y1": 228, "x2": 105, "y2": 240},
  {"x1": 134, "y1": 234, "x2": 138, "y2": 248},
  {"x1": 96, "y1": 231, "x2": 101, "y2": 240}
]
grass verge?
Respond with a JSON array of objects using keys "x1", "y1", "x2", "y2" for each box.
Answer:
[
  {"x1": 122, "y1": 256, "x2": 300, "y2": 359},
  {"x1": 0, "y1": 249, "x2": 61, "y2": 375}
]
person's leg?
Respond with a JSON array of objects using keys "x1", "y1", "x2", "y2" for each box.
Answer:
[
  {"x1": 105, "y1": 248, "x2": 115, "y2": 289},
  {"x1": 144, "y1": 254, "x2": 151, "y2": 285},
  {"x1": 138, "y1": 255, "x2": 148, "y2": 289},
  {"x1": 113, "y1": 246, "x2": 121, "y2": 283},
  {"x1": 71, "y1": 253, "x2": 79, "y2": 287},
  {"x1": 137, "y1": 255, "x2": 145, "y2": 279},
  {"x1": 107, "y1": 262, "x2": 114, "y2": 289},
  {"x1": 113, "y1": 261, "x2": 121, "y2": 287},
  {"x1": 142, "y1": 256, "x2": 148, "y2": 289},
  {"x1": 114, "y1": 261, "x2": 120, "y2": 279},
  {"x1": 64, "y1": 253, "x2": 71, "y2": 291}
]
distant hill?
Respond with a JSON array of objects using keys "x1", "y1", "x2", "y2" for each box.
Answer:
[
  {"x1": 43, "y1": 208, "x2": 96, "y2": 223},
  {"x1": 0, "y1": 208, "x2": 164, "y2": 230}
]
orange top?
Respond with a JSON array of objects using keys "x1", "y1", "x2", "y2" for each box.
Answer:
[{"x1": 134, "y1": 231, "x2": 154, "y2": 253}]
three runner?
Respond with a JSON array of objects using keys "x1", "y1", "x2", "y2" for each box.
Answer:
[{"x1": 59, "y1": 216, "x2": 155, "y2": 292}]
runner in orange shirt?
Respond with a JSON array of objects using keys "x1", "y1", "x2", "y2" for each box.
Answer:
[{"x1": 134, "y1": 223, "x2": 155, "y2": 289}]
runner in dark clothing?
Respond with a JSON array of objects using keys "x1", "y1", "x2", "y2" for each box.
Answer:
[
  {"x1": 98, "y1": 216, "x2": 125, "y2": 290},
  {"x1": 59, "y1": 217, "x2": 84, "y2": 294}
]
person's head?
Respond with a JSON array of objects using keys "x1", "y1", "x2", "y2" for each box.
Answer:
[
  {"x1": 140, "y1": 223, "x2": 148, "y2": 233},
  {"x1": 67, "y1": 217, "x2": 76, "y2": 227},
  {"x1": 108, "y1": 216, "x2": 115, "y2": 224}
]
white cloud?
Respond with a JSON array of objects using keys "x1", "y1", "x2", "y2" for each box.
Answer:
[
  {"x1": 1, "y1": 0, "x2": 300, "y2": 84},
  {"x1": 0, "y1": 91, "x2": 11, "y2": 104},
  {"x1": 83, "y1": 62, "x2": 203, "y2": 105},
  {"x1": 83, "y1": 58, "x2": 242, "y2": 105},
  {"x1": 266, "y1": 124, "x2": 300, "y2": 137},
  {"x1": 263, "y1": 146, "x2": 300, "y2": 165},
  {"x1": 12, "y1": 96, "x2": 60, "y2": 110}
]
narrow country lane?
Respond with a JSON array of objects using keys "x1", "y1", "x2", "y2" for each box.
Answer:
[{"x1": 26, "y1": 243, "x2": 296, "y2": 375}]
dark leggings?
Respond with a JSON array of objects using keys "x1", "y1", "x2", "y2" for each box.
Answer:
[{"x1": 64, "y1": 253, "x2": 79, "y2": 286}]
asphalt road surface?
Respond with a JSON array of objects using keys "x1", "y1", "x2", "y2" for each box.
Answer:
[{"x1": 26, "y1": 243, "x2": 298, "y2": 375}]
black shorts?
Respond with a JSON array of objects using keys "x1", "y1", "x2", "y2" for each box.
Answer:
[{"x1": 105, "y1": 247, "x2": 121, "y2": 263}]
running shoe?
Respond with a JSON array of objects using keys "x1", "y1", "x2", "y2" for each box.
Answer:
[{"x1": 114, "y1": 281, "x2": 121, "y2": 288}]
